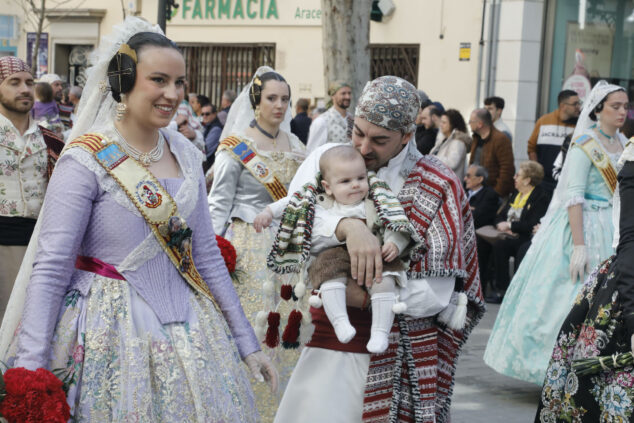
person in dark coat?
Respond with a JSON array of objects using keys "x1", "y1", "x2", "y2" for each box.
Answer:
[
  {"x1": 290, "y1": 98, "x2": 311, "y2": 144},
  {"x1": 489, "y1": 161, "x2": 551, "y2": 302},
  {"x1": 465, "y1": 164, "x2": 499, "y2": 294}
]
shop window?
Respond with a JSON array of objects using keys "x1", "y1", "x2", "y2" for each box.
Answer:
[
  {"x1": 547, "y1": 0, "x2": 633, "y2": 109},
  {"x1": 370, "y1": 44, "x2": 419, "y2": 86},
  {"x1": 179, "y1": 43, "x2": 275, "y2": 108},
  {"x1": 0, "y1": 16, "x2": 17, "y2": 40}
]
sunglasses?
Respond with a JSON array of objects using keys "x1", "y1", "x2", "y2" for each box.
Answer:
[{"x1": 201, "y1": 112, "x2": 212, "y2": 116}]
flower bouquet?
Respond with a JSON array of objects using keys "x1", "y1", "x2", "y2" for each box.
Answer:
[
  {"x1": 0, "y1": 366, "x2": 70, "y2": 423},
  {"x1": 571, "y1": 352, "x2": 633, "y2": 377},
  {"x1": 215, "y1": 235, "x2": 246, "y2": 285}
]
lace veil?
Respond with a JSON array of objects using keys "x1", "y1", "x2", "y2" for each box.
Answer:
[
  {"x1": 0, "y1": 17, "x2": 163, "y2": 357},
  {"x1": 220, "y1": 65, "x2": 293, "y2": 141}
]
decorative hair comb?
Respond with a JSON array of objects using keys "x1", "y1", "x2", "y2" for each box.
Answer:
[{"x1": 117, "y1": 44, "x2": 138, "y2": 63}]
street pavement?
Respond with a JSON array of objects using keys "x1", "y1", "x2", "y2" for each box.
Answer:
[{"x1": 450, "y1": 304, "x2": 542, "y2": 423}]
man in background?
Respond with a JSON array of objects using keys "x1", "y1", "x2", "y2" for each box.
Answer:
[
  {"x1": 305, "y1": 81, "x2": 353, "y2": 153},
  {"x1": 484, "y1": 96, "x2": 513, "y2": 142},
  {"x1": 290, "y1": 98, "x2": 311, "y2": 144}
]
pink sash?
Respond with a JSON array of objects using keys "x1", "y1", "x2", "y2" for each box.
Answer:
[{"x1": 75, "y1": 255, "x2": 125, "y2": 280}]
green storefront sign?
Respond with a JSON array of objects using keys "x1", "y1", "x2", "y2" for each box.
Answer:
[{"x1": 179, "y1": 0, "x2": 280, "y2": 20}]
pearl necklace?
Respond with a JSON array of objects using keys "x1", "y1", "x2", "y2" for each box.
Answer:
[{"x1": 114, "y1": 127, "x2": 165, "y2": 166}]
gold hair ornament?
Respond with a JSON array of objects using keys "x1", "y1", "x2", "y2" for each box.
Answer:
[{"x1": 118, "y1": 43, "x2": 138, "y2": 63}]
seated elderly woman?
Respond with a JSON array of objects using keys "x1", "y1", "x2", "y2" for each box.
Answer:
[
  {"x1": 488, "y1": 161, "x2": 551, "y2": 303},
  {"x1": 430, "y1": 108, "x2": 472, "y2": 179}
]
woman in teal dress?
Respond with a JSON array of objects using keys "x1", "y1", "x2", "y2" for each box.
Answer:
[{"x1": 484, "y1": 81, "x2": 629, "y2": 385}]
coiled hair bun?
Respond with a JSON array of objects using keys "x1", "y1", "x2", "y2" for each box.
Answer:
[
  {"x1": 248, "y1": 71, "x2": 290, "y2": 109},
  {"x1": 106, "y1": 32, "x2": 180, "y2": 103}
]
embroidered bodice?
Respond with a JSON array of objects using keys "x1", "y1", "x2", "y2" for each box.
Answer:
[
  {"x1": 208, "y1": 132, "x2": 305, "y2": 234},
  {"x1": 14, "y1": 127, "x2": 259, "y2": 371}
]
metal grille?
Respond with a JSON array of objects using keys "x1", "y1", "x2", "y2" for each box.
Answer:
[
  {"x1": 370, "y1": 44, "x2": 419, "y2": 86},
  {"x1": 179, "y1": 43, "x2": 275, "y2": 107}
]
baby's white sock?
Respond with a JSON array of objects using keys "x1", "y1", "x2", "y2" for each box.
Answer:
[
  {"x1": 320, "y1": 280, "x2": 356, "y2": 343},
  {"x1": 366, "y1": 292, "x2": 396, "y2": 353}
]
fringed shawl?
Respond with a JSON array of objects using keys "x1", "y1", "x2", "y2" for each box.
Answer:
[
  {"x1": 267, "y1": 171, "x2": 423, "y2": 274},
  {"x1": 362, "y1": 155, "x2": 485, "y2": 423}
]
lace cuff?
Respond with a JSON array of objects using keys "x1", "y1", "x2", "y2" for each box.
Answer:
[{"x1": 565, "y1": 196, "x2": 585, "y2": 208}]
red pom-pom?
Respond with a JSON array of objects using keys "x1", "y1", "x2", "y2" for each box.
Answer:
[
  {"x1": 280, "y1": 284, "x2": 293, "y2": 301},
  {"x1": 215, "y1": 235, "x2": 237, "y2": 273},
  {"x1": 282, "y1": 310, "x2": 303, "y2": 349},
  {"x1": 0, "y1": 367, "x2": 71, "y2": 423},
  {"x1": 264, "y1": 312, "x2": 281, "y2": 348}
]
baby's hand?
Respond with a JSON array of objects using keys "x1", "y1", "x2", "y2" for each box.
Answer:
[
  {"x1": 381, "y1": 242, "x2": 399, "y2": 262},
  {"x1": 254, "y1": 207, "x2": 273, "y2": 233}
]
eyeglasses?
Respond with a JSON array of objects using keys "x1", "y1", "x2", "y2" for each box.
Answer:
[
  {"x1": 201, "y1": 112, "x2": 212, "y2": 116},
  {"x1": 564, "y1": 101, "x2": 582, "y2": 107}
]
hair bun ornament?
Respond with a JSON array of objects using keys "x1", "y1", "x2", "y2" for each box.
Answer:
[
  {"x1": 107, "y1": 43, "x2": 138, "y2": 102},
  {"x1": 117, "y1": 43, "x2": 138, "y2": 63},
  {"x1": 249, "y1": 75, "x2": 263, "y2": 109}
]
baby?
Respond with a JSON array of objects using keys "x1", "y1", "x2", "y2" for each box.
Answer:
[{"x1": 256, "y1": 145, "x2": 410, "y2": 353}]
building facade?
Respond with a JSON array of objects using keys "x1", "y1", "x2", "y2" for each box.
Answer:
[{"x1": 4, "y1": 0, "x2": 633, "y2": 159}]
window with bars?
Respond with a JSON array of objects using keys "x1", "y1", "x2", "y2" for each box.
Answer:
[
  {"x1": 179, "y1": 43, "x2": 275, "y2": 108},
  {"x1": 370, "y1": 44, "x2": 419, "y2": 86}
]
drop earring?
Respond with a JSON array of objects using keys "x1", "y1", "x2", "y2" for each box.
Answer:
[
  {"x1": 254, "y1": 105, "x2": 260, "y2": 121},
  {"x1": 116, "y1": 94, "x2": 127, "y2": 121}
]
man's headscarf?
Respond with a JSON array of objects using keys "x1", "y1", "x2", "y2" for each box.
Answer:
[
  {"x1": 355, "y1": 76, "x2": 420, "y2": 133},
  {"x1": 328, "y1": 80, "x2": 351, "y2": 97},
  {"x1": 0, "y1": 57, "x2": 31, "y2": 85}
]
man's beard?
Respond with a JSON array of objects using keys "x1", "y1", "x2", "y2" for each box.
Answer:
[
  {"x1": 336, "y1": 99, "x2": 350, "y2": 110},
  {"x1": 0, "y1": 93, "x2": 33, "y2": 114}
]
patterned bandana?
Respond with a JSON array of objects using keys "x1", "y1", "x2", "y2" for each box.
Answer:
[
  {"x1": 0, "y1": 57, "x2": 32, "y2": 85},
  {"x1": 328, "y1": 80, "x2": 351, "y2": 97},
  {"x1": 355, "y1": 76, "x2": 420, "y2": 133}
]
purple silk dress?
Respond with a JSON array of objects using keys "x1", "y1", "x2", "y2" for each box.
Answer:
[{"x1": 5, "y1": 127, "x2": 260, "y2": 422}]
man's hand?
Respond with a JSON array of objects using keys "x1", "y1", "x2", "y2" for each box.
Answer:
[
  {"x1": 254, "y1": 207, "x2": 273, "y2": 233},
  {"x1": 178, "y1": 122, "x2": 196, "y2": 141},
  {"x1": 381, "y1": 242, "x2": 399, "y2": 262},
  {"x1": 496, "y1": 221, "x2": 511, "y2": 233},
  {"x1": 335, "y1": 218, "x2": 382, "y2": 288}
]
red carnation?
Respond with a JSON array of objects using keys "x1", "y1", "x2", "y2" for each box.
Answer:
[
  {"x1": 215, "y1": 235, "x2": 237, "y2": 274},
  {"x1": 0, "y1": 367, "x2": 70, "y2": 423}
]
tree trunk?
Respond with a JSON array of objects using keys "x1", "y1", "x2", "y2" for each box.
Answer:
[
  {"x1": 31, "y1": 0, "x2": 46, "y2": 77},
  {"x1": 320, "y1": 0, "x2": 371, "y2": 111}
]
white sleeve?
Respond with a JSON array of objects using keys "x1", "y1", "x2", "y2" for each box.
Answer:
[
  {"x1": 306, "y1": 115, "x2": 328, "y2": 154},
  {"x1": 401, "y1": 276, "x2": 455, "y2": 318},
  {"x1": 267, "y1": 196, "x2": 290, "y2": 219}
]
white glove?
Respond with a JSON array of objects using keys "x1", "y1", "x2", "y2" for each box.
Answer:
[
  {"x1": 569, "y1": 245, "x2": 589, "y2": 284},
  {"x1": 244, "y1": 351, "x2": 279, "y2": 393}
]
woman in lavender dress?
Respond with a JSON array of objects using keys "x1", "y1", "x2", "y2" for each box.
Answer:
[{"x1": 0, "y1": 18, "x2": 275, "y2": 421}]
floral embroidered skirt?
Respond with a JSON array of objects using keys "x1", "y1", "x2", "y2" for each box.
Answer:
[
  {"x1": 5, "y1": 275, "x2": 258, "y2": 422},
  {"x1": 226, "y1": 219, "x2": 302, "y2": 423},
  {"x1": 536, "y1": 256, "x2": 634, "y2": 422}
]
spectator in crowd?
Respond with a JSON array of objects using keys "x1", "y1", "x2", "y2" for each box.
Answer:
[
  {"x1": 40, "y1": 73, "x2": 72, "y2": 130},
  {"x1": 188, "y1": 92, "x2": 200, "y2": 116},
  {"x1": 488, "y1": 161, "x2": 551, "y2": 303},
  {"x1": 201, "y1": 103, "x2": 222, "y2": 169},
  {"x1": 414, "y1": 98, "x2": 436, "y2": 154},
  {"x1": 465, "y1": 164, "x2": 499, "y2": 293},
  {"x1": 469, "y1": 108, "x2": 515, "y2": 198},
  {"x1": 430, "y1": 108, "x2": 471, "y2": 179},
  {"x1": 174, "y1": 113, "x2": 205, "y2": 153},
  {"x1": 0, "y1": 57, "x2": 64, "y2": 319},
  {"x1": 195, "y1": 94, "x2": 210, "y2": 121},
  {"x1": 290, "y1": 97, "x2": 311, "y2": 144},
  {"x1": 484, "y1": 96, "x2": 513, "y2": 142},
  {"x1": 58, "y1": 86, "x2": 74, "y2": 129},
  {"x1": 466, "y1": 164, "x2": 499, "y2": 229},
  {"x1": 217, "y1": 88, "x2": 237, "y2": 126},
  {"x1": 527, "y1": 89, "x2": 580, "y2": 192},
  {"x1": 31, "y1": 82, "x2": 64, "y2": 135},
  {"x1": 306, "y1": 81, "x2": 353, "y2": 153}
]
